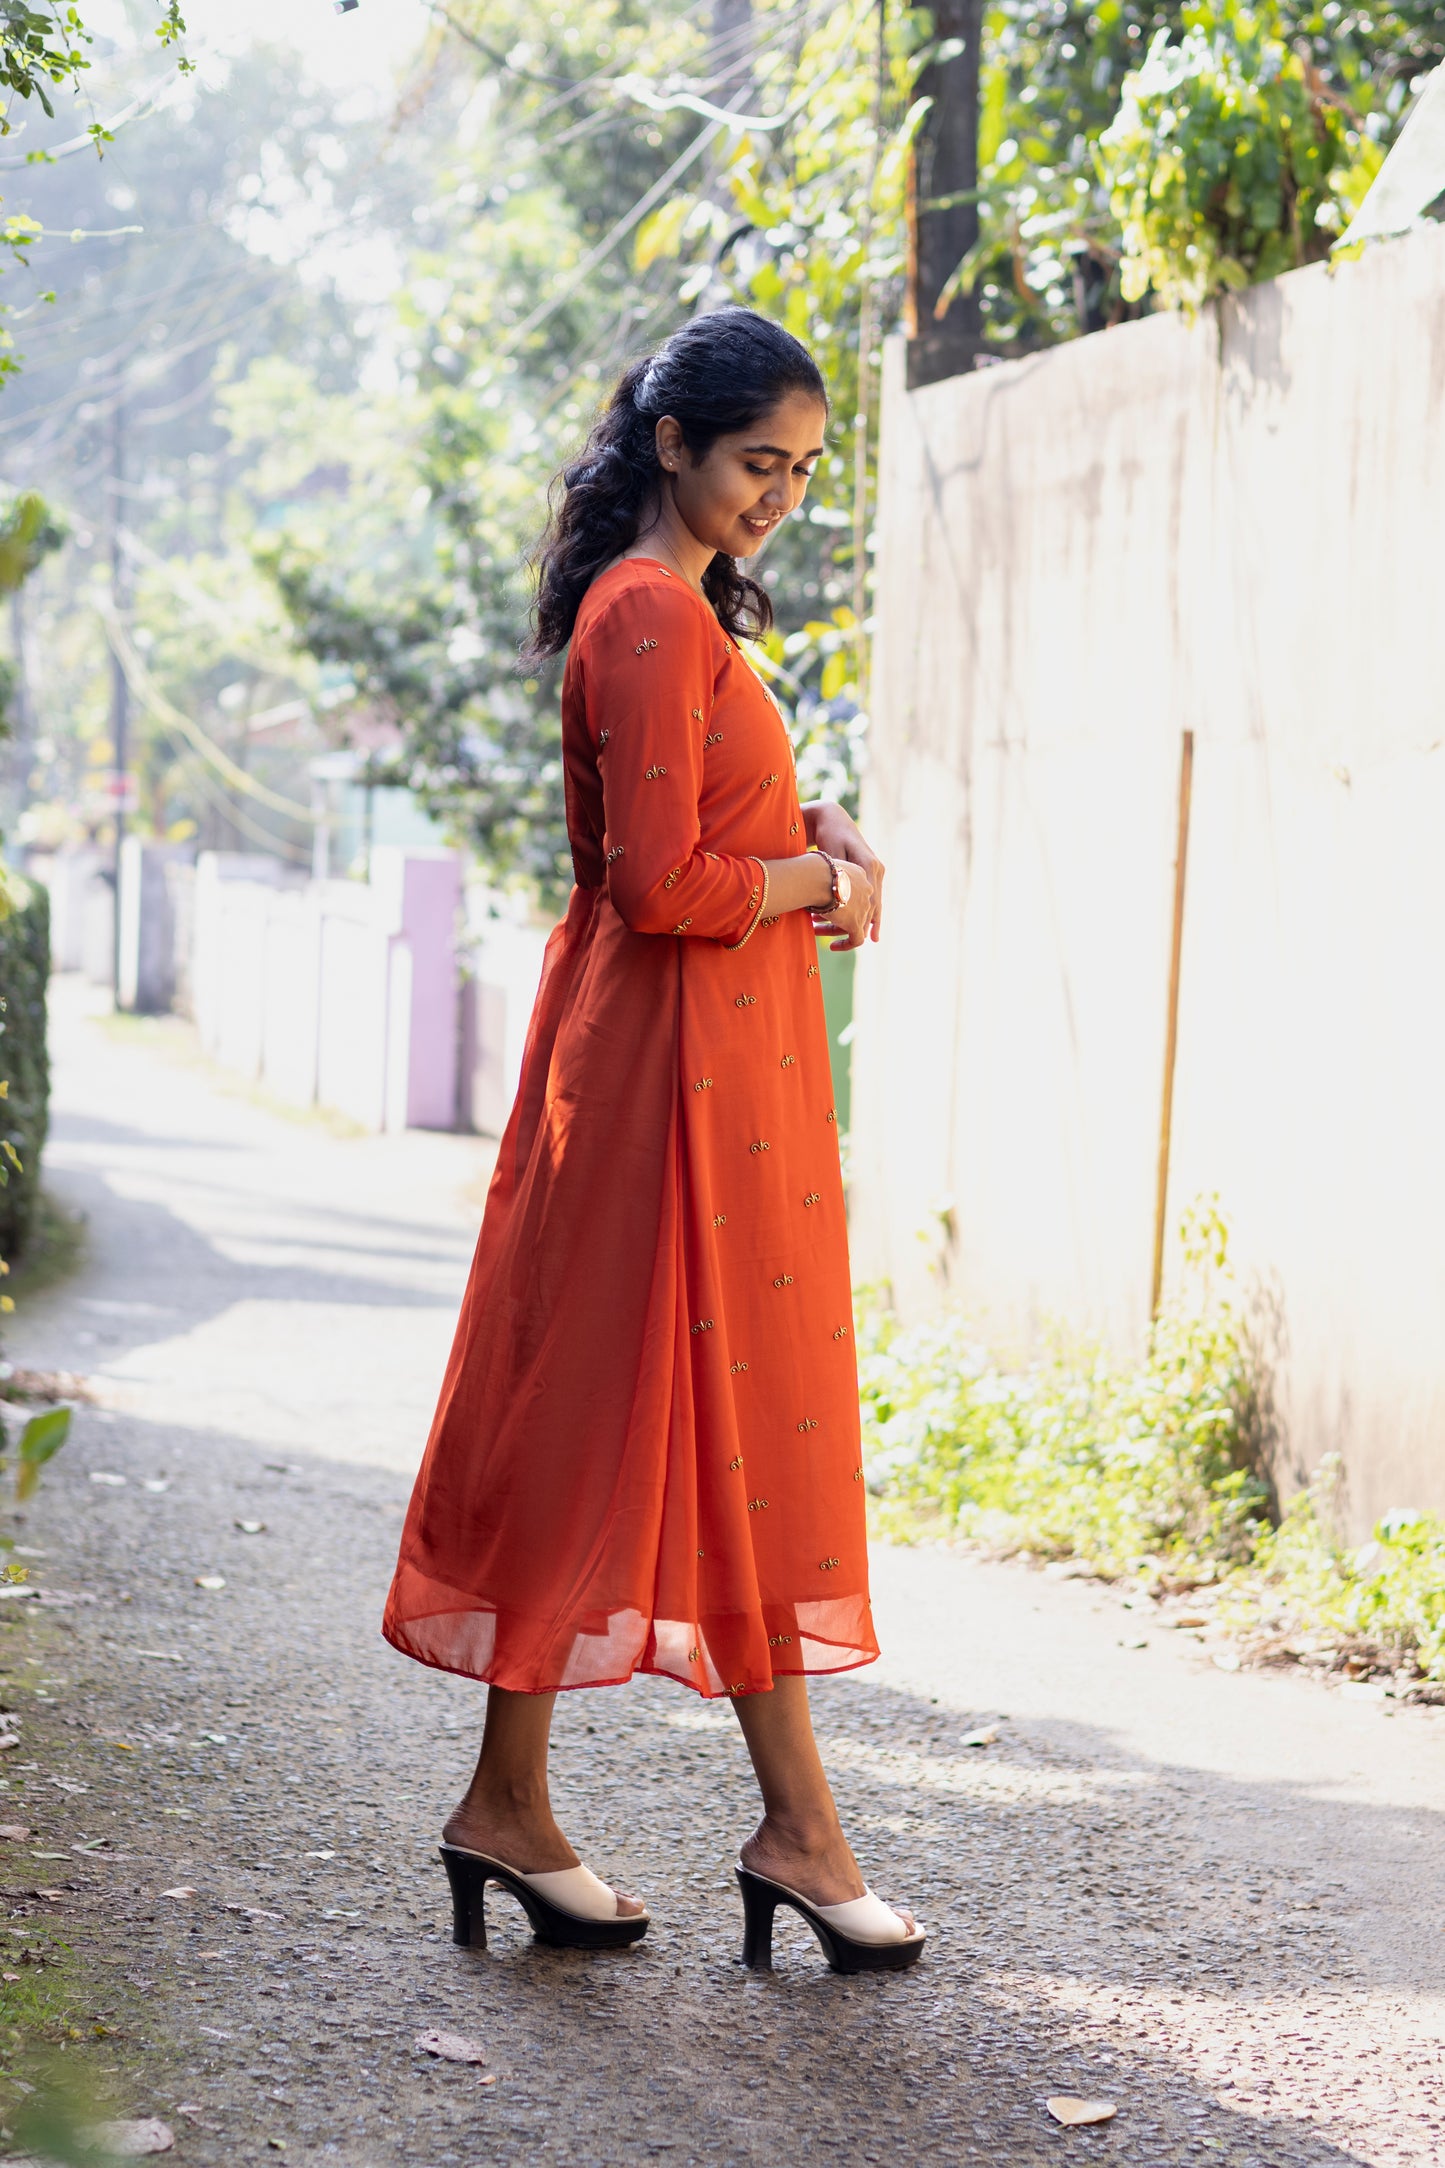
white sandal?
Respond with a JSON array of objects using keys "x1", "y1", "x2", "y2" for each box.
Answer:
[
  {"x1": 440, "y1": 1843, "x2": 648, "y2": 1950},
  {"x1": 735, "y1": 1862, "x2": 926, "y2": 1973}
]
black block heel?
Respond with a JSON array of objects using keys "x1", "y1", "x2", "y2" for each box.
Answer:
[
  {"x1": 735, "y1": 1865, "x2": 926, "y2": 1976},
  {"x1": 439, "y1": 1845, "x2": 649, "y2": 1952}
]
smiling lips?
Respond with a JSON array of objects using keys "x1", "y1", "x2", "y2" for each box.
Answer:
[{"x1": 742, "y1": 515, "x2": 779, "y2": 536}]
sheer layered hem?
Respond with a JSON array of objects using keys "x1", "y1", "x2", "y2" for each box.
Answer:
[{"x1": 382, "y1": 1576, "x2": 879, "y2": 1700}]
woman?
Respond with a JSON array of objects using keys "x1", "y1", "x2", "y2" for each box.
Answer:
[{"x1": 384, "y1": 308, "x2": 924, "y2": 1976}]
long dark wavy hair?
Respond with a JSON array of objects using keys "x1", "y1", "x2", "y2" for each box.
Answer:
[{"x1": 524, "y1": 309, "x2": 827, "y2": 662}]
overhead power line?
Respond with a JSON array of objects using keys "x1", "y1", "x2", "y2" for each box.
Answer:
[
  {"x1": 102, "y1": 606, "x2": 319, "y2": 824},
  {"x1": 494, "y1": 118, "x2": 727, "y2": 360}
]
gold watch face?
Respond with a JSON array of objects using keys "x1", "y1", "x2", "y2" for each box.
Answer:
[{"x1": 835, "y1": 862, "x2": 853, "y2": 909}]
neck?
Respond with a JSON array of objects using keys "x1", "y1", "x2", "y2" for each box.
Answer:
[{"x1": 630, "y1": 486, "x2": 714, "y2": 594}]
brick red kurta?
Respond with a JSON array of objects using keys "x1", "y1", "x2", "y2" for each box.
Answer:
[{"x1": 383, "y1": 559, "x2": 876, "y2": 1696}]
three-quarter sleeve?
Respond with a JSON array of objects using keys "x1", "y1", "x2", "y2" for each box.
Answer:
[{"x1": 582, "y1": 581, "x2": 764, "y2": 944}]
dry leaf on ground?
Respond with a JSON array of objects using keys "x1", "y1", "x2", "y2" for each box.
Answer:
[
  {"x1": 415, "y1": 2028, "x2": 486, "y2": 2065},
  {"x1": 160, "y1": 1886, "x2": 196, "y2": 1900},
  {"x1": 0, "y1": 1825, "x2": 28, "y2": 1840},
  {"x1": 235, "y1": 1521, "x2": 265, "y2": 1535},
  {"x1": 960, "y1": 1728, "x2": 998, "y2": 1748},
  {"x1": 194, "y1": 1576, "x2": 226, "y2": 1591},
  {"x1": 1045, "y1": 2096, "x2": 1117, "y2": 2127},
  {"x1": 85, "y1": 2118, "x2": 175, "y2": 2156}
]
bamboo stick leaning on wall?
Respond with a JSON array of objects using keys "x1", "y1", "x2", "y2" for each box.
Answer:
[{"x1": 1151, "y1": 728, "x2": 1194, "y2": 1320}]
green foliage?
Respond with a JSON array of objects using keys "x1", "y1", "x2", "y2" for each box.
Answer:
[
  {"x1": 862, "y1": 1201, "x2": 1445, "y2": 1681},
  {"x1": 0, "y1": 872, "x2": 50, "y2": 1267},
  {"x1": 1238, "y1": 1466, "x2": 1445, "y2": 1681},
  {"x1": 860, "y1": 1201, "x2": 1271, "y2": 1576},
  {"x1": 2, "y1": 5, "x2": 95, "y2": 119},
  {"x1": 0, "y1": 489, "x2": 63, "y2": 597},
  {"x1": 1, "y1": 2, "x2": 191, "y2": 384},
  {"x1": 1, "y1": 2, "x2": 188, "y2": 122},
  {"x1": 15, "y1": 0, "x2": 1440, "y2": 879},
  {"x1": 1098, "y1": 0, "x2": 1377, "y2": 312},
  {"x1": 14, "y1": 1403, "x2": 69, "y2": 1501},
  {"x1": 248, "y1": 0, "x2": 871, "y2": 885},
  {"x1": 954, "y1": 0, "x2": 1440, "y2": 345}
]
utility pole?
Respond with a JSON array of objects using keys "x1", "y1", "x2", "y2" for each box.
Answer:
[
  {"x1": 109, "y1": 390, "x2": 130, "y2": 1008},
  {"x1": 8, "y1": 590, "x2": 33, "y2": 817},
  {"x1": 712, "y1": 0, "x2": 754, "y2": 111},
  {"x1": 905, "y1": 0, "x2": 983, "y2": 388}
]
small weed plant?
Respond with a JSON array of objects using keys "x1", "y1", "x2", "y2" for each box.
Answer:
[{"x1": 859, "y1": 1202, "x2": 1445, "y2": 1684}]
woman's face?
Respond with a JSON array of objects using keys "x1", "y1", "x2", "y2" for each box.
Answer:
[{"x1": 657, "y1": 390, "x2": 828, "y2": 559}]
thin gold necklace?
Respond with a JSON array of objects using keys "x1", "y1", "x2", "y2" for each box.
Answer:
[{"x1": 637, "y1": 531, "x2": 705, "y2": 597}]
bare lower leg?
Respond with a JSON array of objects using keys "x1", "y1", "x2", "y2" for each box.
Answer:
[
  {"x1": 731, "y1": 1675, "x2": 912, "y2": 1925},
  {"x1": 442, "y1": 1687, "x2": 643, "y2": 1913}
]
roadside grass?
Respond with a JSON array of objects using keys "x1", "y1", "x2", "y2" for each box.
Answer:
[
  {"x1": 0, "y1": 1922, "x2": 134, "y2": 2159},
  {"x1": 2, "y1": 1190, "x2": 88, "y2": 1309},
  {"x1": 859, "y1": 1202, "x2": 1445, "y2": 1692},
  {"x1": 98, "y1": 1009, "x2": 367, "y2": 1139}
]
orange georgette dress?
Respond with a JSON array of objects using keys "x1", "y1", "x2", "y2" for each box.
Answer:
[{"x1": 383, "y1": 558, "x2": 877, "y2": 1698}]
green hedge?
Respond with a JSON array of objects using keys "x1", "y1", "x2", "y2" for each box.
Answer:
[{"x1": 0, "y1": 877, "x2": 51, "y2": 1266}]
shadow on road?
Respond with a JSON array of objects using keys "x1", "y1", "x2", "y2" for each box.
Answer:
[{"x1": 8, "y1": 1404, "x2": 1395, "y2": 2167}]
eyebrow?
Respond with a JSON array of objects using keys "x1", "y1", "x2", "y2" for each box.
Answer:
[{"x1": 742, "y1": 442, "x2": 825, "y2": 460}]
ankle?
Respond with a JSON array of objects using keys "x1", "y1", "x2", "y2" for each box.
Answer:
[
  {"x1": 463, "y1": 1774, "x2": 553, "y2": 1819},
  {"x1": 755, "y1": 1808, "x2": 844, "y2": 1855}
]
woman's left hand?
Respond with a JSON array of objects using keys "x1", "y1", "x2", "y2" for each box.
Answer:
[{"x1": 806, "y1": 802, "x2": 886, "y2": 943}]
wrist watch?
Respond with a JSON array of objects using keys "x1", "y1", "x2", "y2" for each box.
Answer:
[{"x1": 818, "y1": 848, "x2": 853, "y2": 912}]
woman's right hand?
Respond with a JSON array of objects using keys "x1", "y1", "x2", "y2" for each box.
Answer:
[{"x1": 813, "y1": 861, "x2": 875, "y2": 951}]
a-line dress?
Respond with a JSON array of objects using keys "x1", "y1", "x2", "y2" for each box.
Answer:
[{"x1": 383, "y1": 557, "x2": 877, "y2": 1697}]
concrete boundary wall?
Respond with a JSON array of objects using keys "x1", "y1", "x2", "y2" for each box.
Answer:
[
  {"x1": 853, "y1": 224, "x2": 1445, "y2": 1531},
  {"x1": 191, "y1": 848, "x2": 463, "y2": 1136}
]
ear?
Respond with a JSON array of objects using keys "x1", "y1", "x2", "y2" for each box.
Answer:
[{"x1": 654, "y1": 415, "x2": 686, "y2": 474}]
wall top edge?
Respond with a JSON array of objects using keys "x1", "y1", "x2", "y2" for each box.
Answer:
[{"x1": 885, "y1": 217, "x2": 1445, "y2": 416}]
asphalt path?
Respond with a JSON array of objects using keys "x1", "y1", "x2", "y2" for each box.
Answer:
[{"x1": 3, "y1": 977, "x2": 1442, "y2": 2166}]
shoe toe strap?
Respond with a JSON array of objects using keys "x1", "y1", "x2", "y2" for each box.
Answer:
[
  {"x1": 519, "y1": 1863, "x2": 628, "y2": 1921},
  {"x1": 813, "y1": 1888, "x2": 920, "y2": 1945}
]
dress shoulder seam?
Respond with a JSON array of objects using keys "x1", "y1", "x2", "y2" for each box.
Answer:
[{"x1": 577, "y1": 566, "x2": 723, "y2": 656}]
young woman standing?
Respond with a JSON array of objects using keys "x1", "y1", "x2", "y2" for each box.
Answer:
[{"x1": 384, "y1": 308, "x2": 924, "y2": 1975}]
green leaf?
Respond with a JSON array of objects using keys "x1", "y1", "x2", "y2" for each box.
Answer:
[{"x1": 16, "y1": 1406, "x2": 70, "y2": 1500}]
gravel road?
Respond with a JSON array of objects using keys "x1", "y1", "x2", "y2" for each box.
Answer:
[{"x1": 2, "y1": 979, "x2": 1442, "y2": 2167}]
